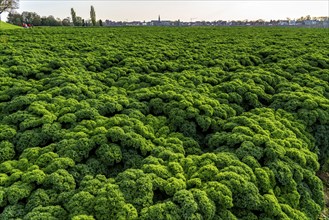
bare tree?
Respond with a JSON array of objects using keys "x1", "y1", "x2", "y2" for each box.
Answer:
[{"x1": 0, "y1": 0, "x2": 19, "y2": 22}]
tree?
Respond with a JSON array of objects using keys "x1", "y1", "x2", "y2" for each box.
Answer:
[
  {"x1": 62, "y1": 17, "x2": 71, "y2": 26},
  {"x1": 0, "y1": 0, "x2": 18, "y2": 14},
  {"x1": 76, "y1": 16, "x2": 83, "y2": 26},
  {"x1": 7, "y1": 11, "x2": 22, "y2": 25},
  {"x1": 40, "y1": 15, "x2": 62, "y2": 26},
  {"x1": 32, "y1": 13, "x2": 41, "y2": 26},
  {"x1": 22, "y1": 11, "x2": 40, "y2": 25},
  {"x1": 99, "y1": 19, "x2": 103, "y2": 26},
  {"x1": 0, "y1": 0, "x2": 19, "y2": 21},
  {"x1": 71, "y1": 8, "x2": 77, "y2": 26},
  {"x1": 90, "y1": 5, "x2": 96, "y2": 26}
]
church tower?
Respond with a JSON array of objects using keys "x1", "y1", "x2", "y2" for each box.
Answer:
[{"x1": 158, "y1": 15, "x2": 161, "y2": 22}]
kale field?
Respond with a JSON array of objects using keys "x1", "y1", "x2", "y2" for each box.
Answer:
[{"x1": 1, "y1": 27, "x2": 329, "y2": 219}]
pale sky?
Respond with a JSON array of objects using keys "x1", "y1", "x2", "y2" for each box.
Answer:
[{"x1": 3, "y1": 0, "x2": 329, "y2": 22}]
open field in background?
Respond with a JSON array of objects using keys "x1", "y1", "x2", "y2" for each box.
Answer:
[
  {"x1": 0, "y1": 21, "x2": 20, "y2": 30},
  {"x1": 0, "y1": 27, "x2": 329, "y2": 219}
]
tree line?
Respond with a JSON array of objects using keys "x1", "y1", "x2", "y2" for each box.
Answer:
[{"x1": 7, "y1": 5, "x2": 103, "y2": 27}]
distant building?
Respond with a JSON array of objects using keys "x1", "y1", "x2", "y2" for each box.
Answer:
[
  {"x1": 304, "y1": 20, "x2": 318, "y2": 26},
  {"x1": 279, "y1": 20, "x2": 289, "y2": 26},
  {"x1": 288, "y1": 20, "x2": 296, "y2": 26},
  {"x1": 150, "y1": 15, "x2": 161, "y2": 26},
  {"x1": 150, "y1": 15, "x2": 174, "y2": 26},
  {"x1": 103, "y1": 16, "x2": 329, "y2": 28}
]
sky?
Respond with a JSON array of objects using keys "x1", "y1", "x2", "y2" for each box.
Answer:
[{"x1": 3, "y1": 0, "x2": 329, "y2": 22}]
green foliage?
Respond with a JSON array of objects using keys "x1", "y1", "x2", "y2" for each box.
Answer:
[
  {"x1": 0, "y1": 21, "x2": 20, "y2": 30},
  {"x1": 0, "y1": 141, "x2": 15, "y2": 163},
  {"x1": 0, "y1": 26, "x2": 328, "y2": 219}
]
